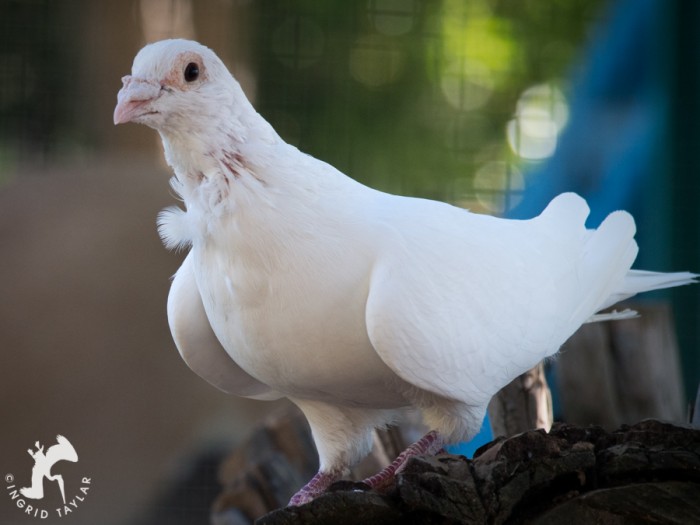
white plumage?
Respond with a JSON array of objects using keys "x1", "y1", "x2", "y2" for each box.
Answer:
[{"x1": 114, "y1": 39, "x2": 696, "y2": 505}]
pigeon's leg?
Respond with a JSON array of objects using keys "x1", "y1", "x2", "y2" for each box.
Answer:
[
  {"x1": 287, "y1": 399, "x2": 395, "y2": 507},
  {"x1": 362, "y1": 430, "x2": 444, "y2": 491},
  {"x1": 288, "y1": 468, "x2": 343, "y2": 506}
]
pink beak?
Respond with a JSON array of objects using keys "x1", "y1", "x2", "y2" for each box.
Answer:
[{"x1": 113, "y1": 75, "x2": 161, "y2": 125}]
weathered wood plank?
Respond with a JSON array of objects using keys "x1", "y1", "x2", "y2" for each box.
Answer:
[
  {"x1": 488, "y1": 361, "x2": 553, "y2": 438},
  {"x1": 557, "y1": 302, "x2": 685, "y2": 428}
]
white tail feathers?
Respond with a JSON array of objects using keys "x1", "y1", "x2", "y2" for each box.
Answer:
[
  {"x1": 586, "y1": 308, "x2": 639, "y2": 323},
  {"x1": 540, "y1": 195, "x2": 696, "y2": 326},
  {"x1": 595, "y1": 269, "x2": 699, "y2": 314},
  {"x1": 623, "y1": 269, "x2": 698, "y2": 294},
  {"x1": 568, "y1": 209, "x2": 638, "y2": 327},
  {"x1": 587, "y1": 270, "x2": 697, "y2": 323}
]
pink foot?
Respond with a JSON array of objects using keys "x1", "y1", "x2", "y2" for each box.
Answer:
[
  {"x1": 288, "y1": 470, "x2": 340, "y2": 507},
  {"x1": 363, "y1": 430, "x2": 444, "y2": 492}
]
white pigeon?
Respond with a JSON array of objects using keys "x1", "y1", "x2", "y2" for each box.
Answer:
[{"x1": 114, "y1": 39, "x2": 696, "y2": 506}]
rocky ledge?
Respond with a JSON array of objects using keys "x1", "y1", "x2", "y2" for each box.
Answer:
[{"x1": 255, "y1": 420, "x2": 700, "y2": 525}]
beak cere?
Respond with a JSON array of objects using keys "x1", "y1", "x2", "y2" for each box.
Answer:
[{"x1": 113, "y1": 75, "x2": 161, "y2": 125}]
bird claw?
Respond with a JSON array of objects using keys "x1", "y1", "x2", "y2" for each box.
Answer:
[
  {"x1": 363, "y1": 430, "x2": 443, "y2": 492},
  {"x1": 288, "y1": 432, "x2": 445, "y2": 505},
  {"x1": 288, "y1": 488, "x2": 317, "y2": 507},
  {"x1": 287, "y1": 470, "x2": 339, "y2": 507}
]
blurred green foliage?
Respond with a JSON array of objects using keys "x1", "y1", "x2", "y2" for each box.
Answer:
[
  {"x1": 251, "y1": 0, "x2": 606, "y2": 211},
  {"x1": 0, "y1": 0, "x2": 606, "y2": 201}
]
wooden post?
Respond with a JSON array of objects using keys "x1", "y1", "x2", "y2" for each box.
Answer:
[
  {"x1": 691, "y1": 383, "x2": 700, "y2": 428},
  {"x1": 557, "y1": 302, "x2": 685, "y2": 428},
  {"x1": 487, "y1": 361, "x2": 553, "y2": 438}
]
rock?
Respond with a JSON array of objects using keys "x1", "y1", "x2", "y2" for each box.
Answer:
[
  {"x1": 396, "y1": 455, "x2": 487, "y2": 524},
  {"x1": 256, "y1": 491, "x2": 402, "y2": 525},
  {"x1": 232, "y1": 419, "x2": 700, "y2": 525},
  {"x1": 533, "y1": 482, "x2": 700, "y2": 525},
  {"x1": 470, "y1": 427, "x2": 597, "y2": 524},
  {"x1": 212, "y1": 406, "x2": 421, "y2": 523}
]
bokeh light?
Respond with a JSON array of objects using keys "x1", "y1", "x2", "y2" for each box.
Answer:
[
  {"x1": 440, "y1": 58, "x2": 494, "y2": 111},
  {"x1": 507, "y1": 83, "x2": 569, "y2": 160},
  {"x1": 473, "y1": 160, "x2": 524, "y2": 213}
]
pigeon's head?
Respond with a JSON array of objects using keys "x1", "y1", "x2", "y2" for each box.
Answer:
[{"x1": 114, "y1": 39, "x2": 238, "y2": 133}]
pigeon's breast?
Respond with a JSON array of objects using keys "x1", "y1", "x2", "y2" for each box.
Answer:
[{"x1": 190, "y1": 238, "x2": 410, "y2": 409}]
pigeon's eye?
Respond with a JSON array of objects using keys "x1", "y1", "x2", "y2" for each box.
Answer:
[{"x1": 184, "y1": 62, "x2": 199, "y2": 82}]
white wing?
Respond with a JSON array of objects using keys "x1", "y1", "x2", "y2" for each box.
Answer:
[
  {"x1": 365, "y1": 193, "x2": 638, "y2": 405},
  {"x1": 168, "y1": 253, "x2": 282, "y2": 400}
]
